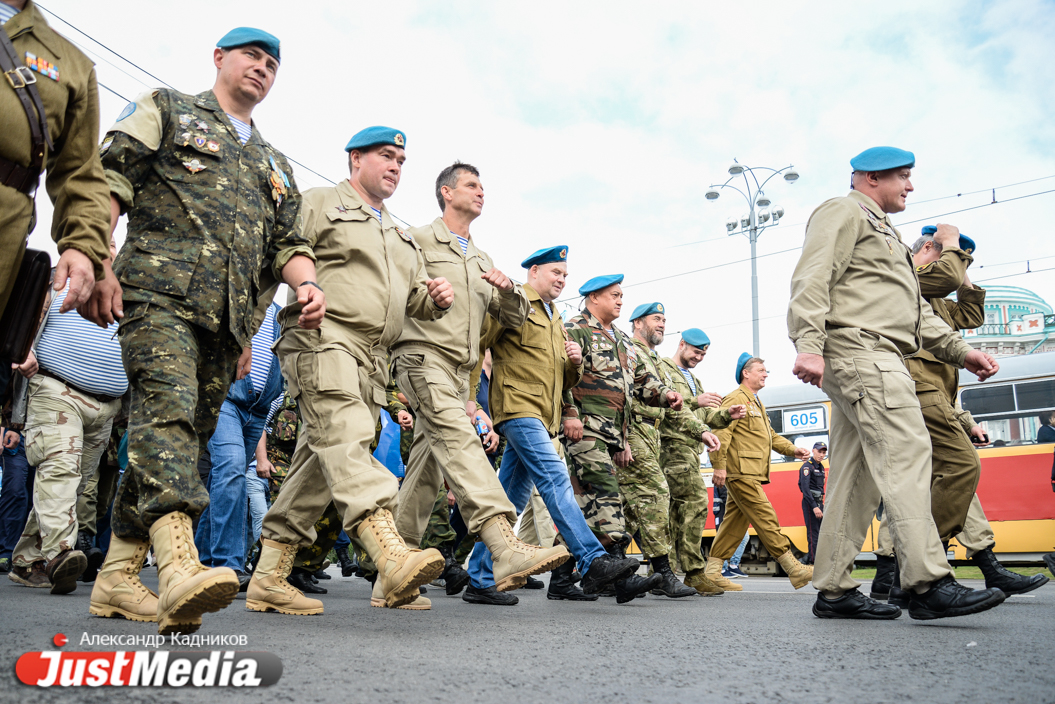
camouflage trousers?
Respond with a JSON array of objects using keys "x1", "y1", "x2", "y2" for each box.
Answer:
[
  {"x1": 661, "y1": 442, "x2": 710, "y2": 576},
  {"x1": 13, "y1": 374, "x2": 121, "y2": 565},
  {"x1": 77, "y1": 422, "x2": 125, "y2": 538},
  {"x1": 421, "y1": 487, "x2": 456, "y2": 550},
  {"x1": 563, "y1": 436, "x2": 629, "y2": 545},
  {"x1": 615, "y1": 423, "x2": 671, "y2": 560},
  {"x1": 113, "y1": 303, "x2": 241, "y2": 540},
  {"x1": 292, "y1": 501, "x2": 343, "y2": 572}
]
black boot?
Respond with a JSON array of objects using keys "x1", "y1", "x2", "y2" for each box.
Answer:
[
  {"x1": 547, "y1": 559, "x2": 598, "y2": 601},
  {"x1": 463, "y1": 584, "x2": 518, "y2": 605},
  {"x1": 649, "y1": 555, "x2": 697, "y2": 598},
  {"x1": 76, "y1": 532, "x2": 103, "y2": 583},
  {"x1": 813, "y1": 588, "x2": 902, "y2": 619},
  {"x1": 870, "y1": 554, "x2": 896, "y2": 600},
  {"x1": 1044, "y1": 552, "x2": 1055, "y2": 577},
  {"x1": 438, "y1": 543, "x2": 470, "y2": 596},
  {"x1": 970, "y1": 547, "x2": 1050, "y2": 595},
  {"x1": 289, "y1": 568, "x2": 328, "y2": 594},
  {"x1": 580, "y1": 553, "x2": 638, "y2": 595},
  {"x1": 888, "y1": 558, "x2": 910, "y2": 609},
  {"x1": 335, "y1": 545, "x2": 355, "y2": 577},
  {"x1": 607, "y1": 544, "x2": 661, "y2": 604},
  {"x1": 524, "y1": 575, "x2": 545, "y2": 589},
  {"x1": 313, "y1": 566, "x2": 331, "y2": 580},
  {"x1": 908, "y1": 575, "x2": 1005, "y2": 620}
]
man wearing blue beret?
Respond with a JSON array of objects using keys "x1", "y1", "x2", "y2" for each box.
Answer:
[
  {"x1": 89, "y1": 27, "x2": 324, "y2": 634},
  {"x1": 562, "y1": 277, "x2": 685, "y2": 602},
  {"x1": 788, "y1": 146, "x2": 1005, "y2": 621},
  {"x1": 392, "y1": 162, "x2": 568, "y2": 605},
  {"x1": 251, "y1": 126, "x2": 457, "y2": 615}
]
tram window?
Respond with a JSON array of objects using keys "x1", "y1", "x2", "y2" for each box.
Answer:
[
  {"x1": 1014, "y1": 380, "x2": 1055, "y2": 412},
  {"x1": 767, "y1": 411, "x2": 783, "y2": 434},
  {"x1": 976, "y1": 413, "x2": 1041, "y2": 446},
  {"x1": 962, "y1": 385, "x2": 1016, "y2": 416}
]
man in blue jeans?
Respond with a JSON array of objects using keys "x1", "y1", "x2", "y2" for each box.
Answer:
[
  {"x1": 0, "y1": 428, "x2": 32, "y2": 574},
  {"x1": 465, "y1": 246, "x2": 640, "y2": 605},
  {"x1": 196, "y1": 302, "x2": 284, "y2": 589}
]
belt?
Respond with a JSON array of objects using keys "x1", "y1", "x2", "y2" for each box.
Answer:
[
  {"x1": 633, "y1": 414, "x2": 661, "y2": 429},
  {"x1": 37, "y1": 367, "x2": 121, "y2": 404},
  {"x1": 0, "y1": 155, "x2": 38, "y2": 194}
]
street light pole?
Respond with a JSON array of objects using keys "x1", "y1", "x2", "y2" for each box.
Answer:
[{"x1": 704, "y1": 160, "x2": 799, "y2": 358}]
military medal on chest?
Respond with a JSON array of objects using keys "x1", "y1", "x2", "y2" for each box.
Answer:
[
  {"x1": 183, "y1": 158, "x2": 207, "y2": 173},
  {"x1": 268, "y1": 155, "x2": 289, "y2": 207}
]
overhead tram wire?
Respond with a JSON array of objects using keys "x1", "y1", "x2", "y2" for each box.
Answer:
[
  {"x1": 39, "y1": 3, "x2": 422, "y2": 230},
  {"x1": 561, "y1": 187, "x2": 1055, "y2": 303}
]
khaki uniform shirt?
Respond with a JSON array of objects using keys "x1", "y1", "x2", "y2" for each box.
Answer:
[
  {"x1": 0, "y1": 1, "x2": 110, "y2": 305},
  {"x1": 709, "y1": 384, "x2": 798, "y2": 484},
  {"x1": 279, "y1": 180, "x2": 447, "y2": 374},
  {"x1": 394, "y1": 217, "x2": 528, "y2": 372},
  {"x1": 788, "y1": 190, "x2": 972, "y2": 366},
  {"x1": 655, "y1": 356, "x2": 733, "y2": 452},
  {"x1": 478, "y1": 284, "x2": 583, "y2": 436}
]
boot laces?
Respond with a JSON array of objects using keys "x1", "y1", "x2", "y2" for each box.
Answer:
[{"x1": 371, "y1": 513, "x2": 410, "y2": 558}]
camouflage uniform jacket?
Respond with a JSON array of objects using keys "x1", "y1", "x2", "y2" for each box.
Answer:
[
  {"x1": 102, "y1": 88, "x2": 313, "y2": 347},
  {"x1": 630, "y1": 338, "x2": 713, "y2": 442},
  {"x1": 656, "y1": 356, "x2": 733, "y2": 453},
  {"x1": 564, "y1": 308, "x2": 674, "y2": 451},
  {"x1": 907, "y1": 248, "x2": 986, "y2": 404}
]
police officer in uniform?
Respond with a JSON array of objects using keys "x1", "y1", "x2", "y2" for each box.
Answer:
[
  {"x1": 798, "y1": 442, "x2": 827, "y2": 565},
  {"x1": 788, "y1": 146, "x2": 1005, "y2": 620},
  {"x1": 0, "y1": 0, "x2": 111, "y2": 402},
  {"x1": 89, "y1": 28, "x2": 322, "y2": 635}
]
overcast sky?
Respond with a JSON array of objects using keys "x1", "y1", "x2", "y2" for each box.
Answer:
[{"x1": 27, "y1": 0, "x2": 1055, "y2": 395}]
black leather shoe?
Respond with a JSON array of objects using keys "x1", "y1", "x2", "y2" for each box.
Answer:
[
  {"x1": 76, "y1": 533, "x2": 103, "y2": 583},
  {"x1": 524, "y1": 575, "x2": 545, "y2": 590},
  {"x1": 438, "y1": 544, "x2": 470, "y2": 596},
  {"x1": 870, "y1": 554, "x2": 895, "y2": 600},
  {"x1": 462, "y1": 584, "x2": 518, "y2": 605},
  {"x1": 313, "y1": 567, "x2": 331, "y2": 580},
  {"x1": 649, "y1": 555, "x2": 697, "y2": 598},
  {"x1": 971, "y1": 547, "x2": 1050, "y2": 595},
  {"x1": 547, "y1": 560, "x2": 598, "y2": 601},
  {"x1": 232, "y1": 570, "x2": 251, "y2": 593},
  {"x1": 580, "y1": 554, "x2": 638, "y2": 595},
  {"x1": 887, "y1": 557, "x2": 909, "y2": 608},
  {"x1": 289, "y1": 569, "x2": 328, "y2": 594},
  {"x1": 908, "y1": 576, "x2": 1005, "y2": 620},
  {"x1": 1043, "y1": 552, "x2": 1055, "y2": 577},
  {"x1": 615, "y1": 573, "x2": 662, "y2": 604},
  {"x1": 46, "y1": 549, "x2": 87, "y2": 595},
  {"x1": 813, "y1": 588, "x2": 902, "y2": 619}
]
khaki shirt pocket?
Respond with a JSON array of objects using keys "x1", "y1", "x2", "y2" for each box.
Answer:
[
  {"x1": 117, "y1": 235, "x2": 202, "y2": 297},
  {"x1": 521, "y1": 314, "x2": 550, "y2": 350},
  {"x1": 874, "y1": 359, "x2": 917, "y2": 409},
  {"x1": 503, "y1": 377, "x2": 544, "y2": 412}
]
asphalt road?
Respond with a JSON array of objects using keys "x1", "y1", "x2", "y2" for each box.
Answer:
[{"x1": 1, "y1": 566, "x2": 1052, "y2": 704}]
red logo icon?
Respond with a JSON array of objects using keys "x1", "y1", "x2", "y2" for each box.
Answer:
[{"x1": 52, "y1": 634, "x2": 67, "y2": 647}]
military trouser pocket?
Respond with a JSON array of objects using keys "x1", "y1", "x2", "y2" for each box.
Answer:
[
  {"x1": 295, "y1": 349, "x2": 362, "y2": 400},
  {"x1": 826, "y1": 357, "x2": 882, "y2": 445},
  {"x1": 874, "y1": 359, "x2": 917, "y2": 409}
]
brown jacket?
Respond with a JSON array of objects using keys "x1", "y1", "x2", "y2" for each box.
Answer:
[{"x1": 709, "y1": 383, "x2": 798, "y2": 484}]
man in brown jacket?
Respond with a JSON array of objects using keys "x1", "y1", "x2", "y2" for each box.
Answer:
[{"x1": 706, "y1": 354, "x2": 811, "y2": 590}]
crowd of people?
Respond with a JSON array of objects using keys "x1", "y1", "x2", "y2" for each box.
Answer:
[{"x1": 1, "y1": 7, "x2": 1052, "y2": 638}]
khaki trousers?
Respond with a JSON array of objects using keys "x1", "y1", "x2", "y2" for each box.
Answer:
[
  {"x1": 815, "y1": 329, "x2": 951, "y2": 596},
  {"x1": 517, "y1": 487, "x2": 556, "y2": 548},
  {"x1": 14, "y1": 374, "x2": 120, "y2": 565},
  {"x1": 919, "y1": 390, "x2": 982, "y2": 540},
  {"x1": 392, "y1": 350, "x2": 515, "y2": 547},
  {"x1": 710, "y1": 475, "x2": 790, "y2": 561},
  {"x1": 261, "y1": 346, "x2": 399, "y2": 547}
]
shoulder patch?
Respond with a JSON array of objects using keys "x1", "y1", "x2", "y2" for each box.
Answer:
[
  {"x1": 116, "y1": 102, "x2": 136, "y2": 121},
  {"x1": 804, "y1": 469, "x2": 809, "y2": 475},
  {"x1": 108, "y1": 90, "x2": 163, "y2": 152}
]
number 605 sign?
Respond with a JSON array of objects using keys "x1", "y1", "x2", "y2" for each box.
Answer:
[{"x1": 782, "y1": 406, "x2": 827, "y2": 433}]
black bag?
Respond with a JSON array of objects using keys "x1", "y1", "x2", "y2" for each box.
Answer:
[{"x1": 0, "y1": 248, "x2": 51, "y2": 363}]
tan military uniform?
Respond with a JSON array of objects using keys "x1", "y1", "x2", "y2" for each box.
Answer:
[
  {"x1": 788, "y1": 189, "x2": 974, "y2": 596},
  {"x1": 0, "y1": 1, "x2": 110, "y2": 312},
  {"x1": 392, "y1": 217, "x2": 527, "y2": 547},
  {"x1": 708, "y1": 383, "x2": 799, "y2": 560},
  {"x1": 262, "y1": 181, "x2": 448, "y2": 548}
]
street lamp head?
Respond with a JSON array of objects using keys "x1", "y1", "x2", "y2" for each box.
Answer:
[
  {"x1": 705, "y1": 188, "x2": 721, "y2": 201},
  {"x1": 726, "y1": 216, "x2": 738, "y2": 233},
  {"x1": 755, "y1": 191, "x2": 771, "y2": 207},
  {"x1": 783, "y1": 168, "x2": 800, "y2": 182},
  {"x1": 757, "y1": 208, "x2": 771, "y2": 223},
  {"x1": 772, "y1": 205, "x2": 785, "y2": 221},
  {"x1": 728, "y1": 162, "x2": 745, "y2": 176},
  {"x1": 740, "y1": 213, "x2": 750, "y2": 229}
]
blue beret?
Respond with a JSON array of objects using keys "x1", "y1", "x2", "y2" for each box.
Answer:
[
  {"x1": 735, "y1": 352, "x2": 753, "y2": 384},
  {"x1": 345, "y1": 126, "x2": 406, "y2": 153},
  {"x1": 521, "y1": 245, "x2": 568, "y2": 269},
  {"x1": 630, "y1": 302, "x2": 664, "y2": 321},
  {"x1": 681, "y1": 328, "x2": 711, "y2": 349},
  {"x1": 850, "y1": 146, "x2": 915, "y2": 172},
  {"x1": 921, "y1": 226, "x2": 976, "y2": 255},
  {"x1": 217, "y1": 27, "x2": 281, "y2": 62},
  {"x1": 578, "y1": 274, "x2": 623, "y2": 297}
]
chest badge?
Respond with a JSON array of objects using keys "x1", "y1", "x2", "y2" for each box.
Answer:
[
  {"x1": 194, "y1": 136, "x2": 207, "y2": 149},
  {"x1": 195, "y1": 120, "x2": 210, "y2": 132},
  {"x1": 179, "y1": 114, "x2": 193, "y2": 126},
  {"x1": 24, "y1": 52, "x2": 59, "y2": 81},
  {"x1": 183, "y1": 159, "x2": 207, "y2": 173},
  {"x1": 206, "y1": 140, "x2": 220, "y2": 152}
]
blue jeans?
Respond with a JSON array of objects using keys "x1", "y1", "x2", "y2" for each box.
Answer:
[
  {"x1": 195, "y1": 400, "x2": 268, "y2": 570},
  {"x1": 725, "y1": 532, "x2": 749, "y2": 569},
  {"x1": 0, "y1": 437, "x2": 33, "y2": 560},
  {"x1": 468, "y1": 417, "x2": 607, "y2": 588},
  {"x1": 245, "y1": 460, "x2": 269, "y2": 554}
]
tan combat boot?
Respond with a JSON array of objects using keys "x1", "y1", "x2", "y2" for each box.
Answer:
[
  {"x1": 149, "y1": 511, "x2": 239, "y2": 635},
  {"x1": 776, "y1": 551, "x2": 812, "y2": 590},
  {"x1": 356, "y1": 508, "x2": 445, "y2": 608},
  {"x1": 370, "y1": 579, "x2": 431, "y2": 610},
  {"x1": 704, "y1": 556, "x2": 743, "y2": 591},
  {"x1": 89, "y1": 535, "x2": 158, "y2": 622},
  {"x1": 246, "y1": 539, "x2": 324, "y2": 615},
  {"x1": 684, "y1": 569, "x2": 725, "y2": 597},
  {"x1": 479, "y1": 515, "x2": 570, "y2": 592}
]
